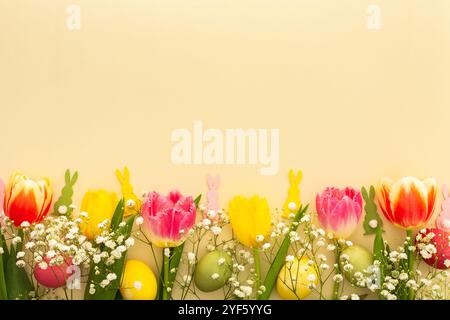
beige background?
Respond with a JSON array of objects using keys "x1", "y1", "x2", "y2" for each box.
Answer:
[{"x1": 1, "y1": 0, "x2": 450, "y2": 299}]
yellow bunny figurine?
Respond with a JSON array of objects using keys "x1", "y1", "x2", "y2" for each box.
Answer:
[
  {"x1": 282, "y1": 170, "x2": 302, "y2": 218},
  {"x1": 116, "y1": 166, "x2": 141, "y2": 217}
]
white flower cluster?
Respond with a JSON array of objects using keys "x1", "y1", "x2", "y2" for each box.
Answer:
[
  {"x1": 21, "y1": 215, "x2": 91, "y2": 271},
  {"x1": 87, "y1": 219, "x2": 135, "y2": 295}
]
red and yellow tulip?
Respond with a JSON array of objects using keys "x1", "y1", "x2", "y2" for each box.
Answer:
[
  {"x1": 3, "y1": 172, "x2": 53, "y2": 227},
  {"x1": 377, "y1": 176, "x2": 437, "y2": 230}
]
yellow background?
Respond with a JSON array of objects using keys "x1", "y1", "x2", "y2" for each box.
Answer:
[{"x1": 1, "y1": 0, "x2": 450, "y2": 299}]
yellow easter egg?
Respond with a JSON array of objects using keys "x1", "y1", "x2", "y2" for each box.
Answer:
[
  {"x1": 276, "y1": 256, "x2": 318, "y2": 300},
  {"x1": 120, "y1": 260, "x2": 157, "y2": 300}
]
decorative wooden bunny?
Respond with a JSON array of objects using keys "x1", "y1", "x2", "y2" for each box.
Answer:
[
  {"x1": 116, "y1": 166, "x2": 141, "y2": 217},
  {"x1": 436, "y1": 184, "x2": 450, "y2": 233},
  {"x1": 282, "y1": 169, "x2": 302, "y2": 218},
  {"x1": 53, "y1": 169, "x2": 78, "y2": 216},
  {"x1": 206, "y1": 174, "x2": 221, "y2": 219}
]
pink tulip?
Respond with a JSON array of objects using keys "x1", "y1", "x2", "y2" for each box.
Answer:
[
  {"x1": 316, "y1": 187, "x2": 363, "y2": 239},
  {"x1": 141, "y1": 190, "x2": 197, "y2": 247}
]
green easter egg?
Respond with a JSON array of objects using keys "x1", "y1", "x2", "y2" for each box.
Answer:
[
  {"x1": 194, "y1": 250, "x2": 232, "y2": 292},
  {"x1": 339, "y1": 245, "x2": 373, "y2": 287}
]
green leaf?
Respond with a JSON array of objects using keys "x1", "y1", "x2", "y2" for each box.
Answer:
[
  {"x1": 53, "y1": 169, "x2": 78, "y2": 216},
  {"x1": 5, "y1": 246, "x2": 33, "y2": 300},
  {"x1": 158, "y1": 194, "x2": 201, "y2": 300},
  {"x1": 84, "y1": 214, "x2": 135, "y2": 300},
  {"x1": 0, "y1": 233, "x2": 9, "y2": 269},
  {"x1": 362, "y1": 186, "x2": 383, "y2": 235},
  {"x1": 111, "y1": 199, "x2": 125, "y2": 231},
  {"x1": 0, "y1": 233, "x2": 8, "y2": 300},
  {"x1": 258, "y1": 204, "x2": 309, "y2": 300},
  {"x1": 194, "y1": 194, "x2": 202, "y2": 208}
]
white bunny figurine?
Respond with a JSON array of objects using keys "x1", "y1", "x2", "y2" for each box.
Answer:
[{"x1": 206, "y1": 174, "x2": 221, "y2": 220}]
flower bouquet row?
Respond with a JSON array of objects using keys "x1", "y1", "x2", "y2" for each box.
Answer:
[{"x1": 0, "y1": 168, "x2": 448, "y2": 300}]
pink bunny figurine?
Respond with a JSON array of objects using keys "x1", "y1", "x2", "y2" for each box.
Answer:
[
  {"x1": 206, "y1": 174, "x2": 221, "y2": 220},
  {"x1": 436, "y1": 184, "x2": 450, "y2": 233}
]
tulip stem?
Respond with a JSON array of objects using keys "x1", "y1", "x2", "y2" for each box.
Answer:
[
  {"x1": 162, "y1": 248, "x2": 170, "y2": 300},
  {"x1": 253, "y1": 248, "x2": 261, "y2": 299},
  {"x1": 406, "y1": 229, "x2": 415, "y2": 300},
  {"x1": 332, "y1": 241, "x2": 342, "y2": 300}
]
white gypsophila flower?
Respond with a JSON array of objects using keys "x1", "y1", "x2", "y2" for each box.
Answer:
[
  {"x1": 211, "y1": 226, "x2": 222, "y2": 236},
  {"x1": 16, "y1": 251, "x2": 26, "y2": 259},
  {"x1": 39, "y1": 261, "x2": 48, "y2": 270},
  {"x1": 217, "y1": 258, "x2": 226, "y2": 266},
  {"x1": 333, "y1": 274, "x2": 343, "y2": 283},
  {"x1": 100, "y1": 280, "x2": 110, "y2": 288},
  {"x1": 20, "y1": 221, "x2": 30, "y2": 228},
  {"x1": 343, "y1": 264, "x2": 354, "y2": 272},
  {"x1": 187, "y1": 252, "x2": 196, "y2": 265},
  {"x1": 256, "y1": 235, "x2": 264, "y2": 242},
  {"x1": 320, "y1": 263, "x2": 330, "y2": 270},
  {"x1": 420, "y1": 278, "x2": 432, "y2": 287},
  {"x1": 399, "y1": 273, "x2": 408, "y2": 281},
  {"x1": 351, "y1": 294, "x2": 360, "y2": 300},
  {"x1": 327, "y1": 244, "x2": 336, "y2": 251},
  {"x1": 46, "y1": 250, "x2": 56, "y2": 259},
  {"x1": 237, "y1": 265, "x2": 245, "y2": 272},
  {"x1": 306, "y1": 273, "x2": 316, "y2": 282},
  {"x1": 317, "y1": 254, "x2": 327, "y2": 261},
  {"x1": 285, "y1": 255, "x2": 295, "y2": 263},
  {"x1": 182, "y1": 275, "x2": 192, "y2": 285},
  {"x1": 234, "y1": 289, "x2": 245, "y2": 298},
  {"x1": 80, "y1": 211, "x2": 88, "y2": 218},
  {"x1": 164, "y1": 248, "x2": 171, "y2": 258},
  {"x1": 12, "y1": 236, "x2": 22, "y2": 246},
  {"x1": 107, "y1": 273, "x2": 117, "y2": 281},
  {"x1": 116, "y1": 235, "x2": 125, "y2": 244},
  {"x1": 445, "y1": 260, "x2": 450, "y2": 268},
  {"x1": 240, "y1": 285, "x2": 253, "y2": 297},
  {"x1": 202, "y1": 218, "x2": 211, "y2": 227},
  {"x1": 125, "y1": 238, "x2": 135, "y2": 248},
  {"x1": 0, "y1": 248, "x2": 3, "y2": 255},
  {"x1": 340, "y1": 254, "x2": 350, "y2": 262},
  {"x1": 262, "y1": 243, "x2": 271, "y2": 251},
  {"x1": 126, "y1": 199, "x2": 136, "y2": 208},
  {"x1": 95, "y1": 236, "x2": 105, "y2": 244},
  {"x1": 346, "y1": 241, "x2": 353, "y2": 247},
  {"x1": 300, "y1": 215, "x2": 310, "y2": 223},
  {"x1": 117, "y1": 245, "x2": 127, "y2": 253},
  {"x1": 16, "y1": 260, "x2": 26, "y2": 268},
  {"x1": 136, "y1": 216, "x2": 144, "y2": 226},
  {"x1": 89, "y1": 287, "x2": 96, "y2": 295},
  {"x1": 105, "y1": 240, "x2": 116, "y2": 249}
]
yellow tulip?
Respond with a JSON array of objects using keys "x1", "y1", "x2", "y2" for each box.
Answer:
[
  {"x1": 79, "y1": 190, "x2": 118, "y2": 240},
  {"x1": 228, "y1": 195, "x2": 271, "y2": 248},
  {"x1": 120, "y1": 260, "x2": 157, "y2": 300},
  {"x1": 277, "y1": 256, "x2": 318, "y2": 300}
]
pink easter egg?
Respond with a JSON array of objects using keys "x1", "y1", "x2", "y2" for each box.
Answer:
[
  {"x1": 416, "y1": 228, "x2": 450, "y2": 269},
  {"x1": 34, "y1": 257, "x2": 74, "y2": 288}
]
